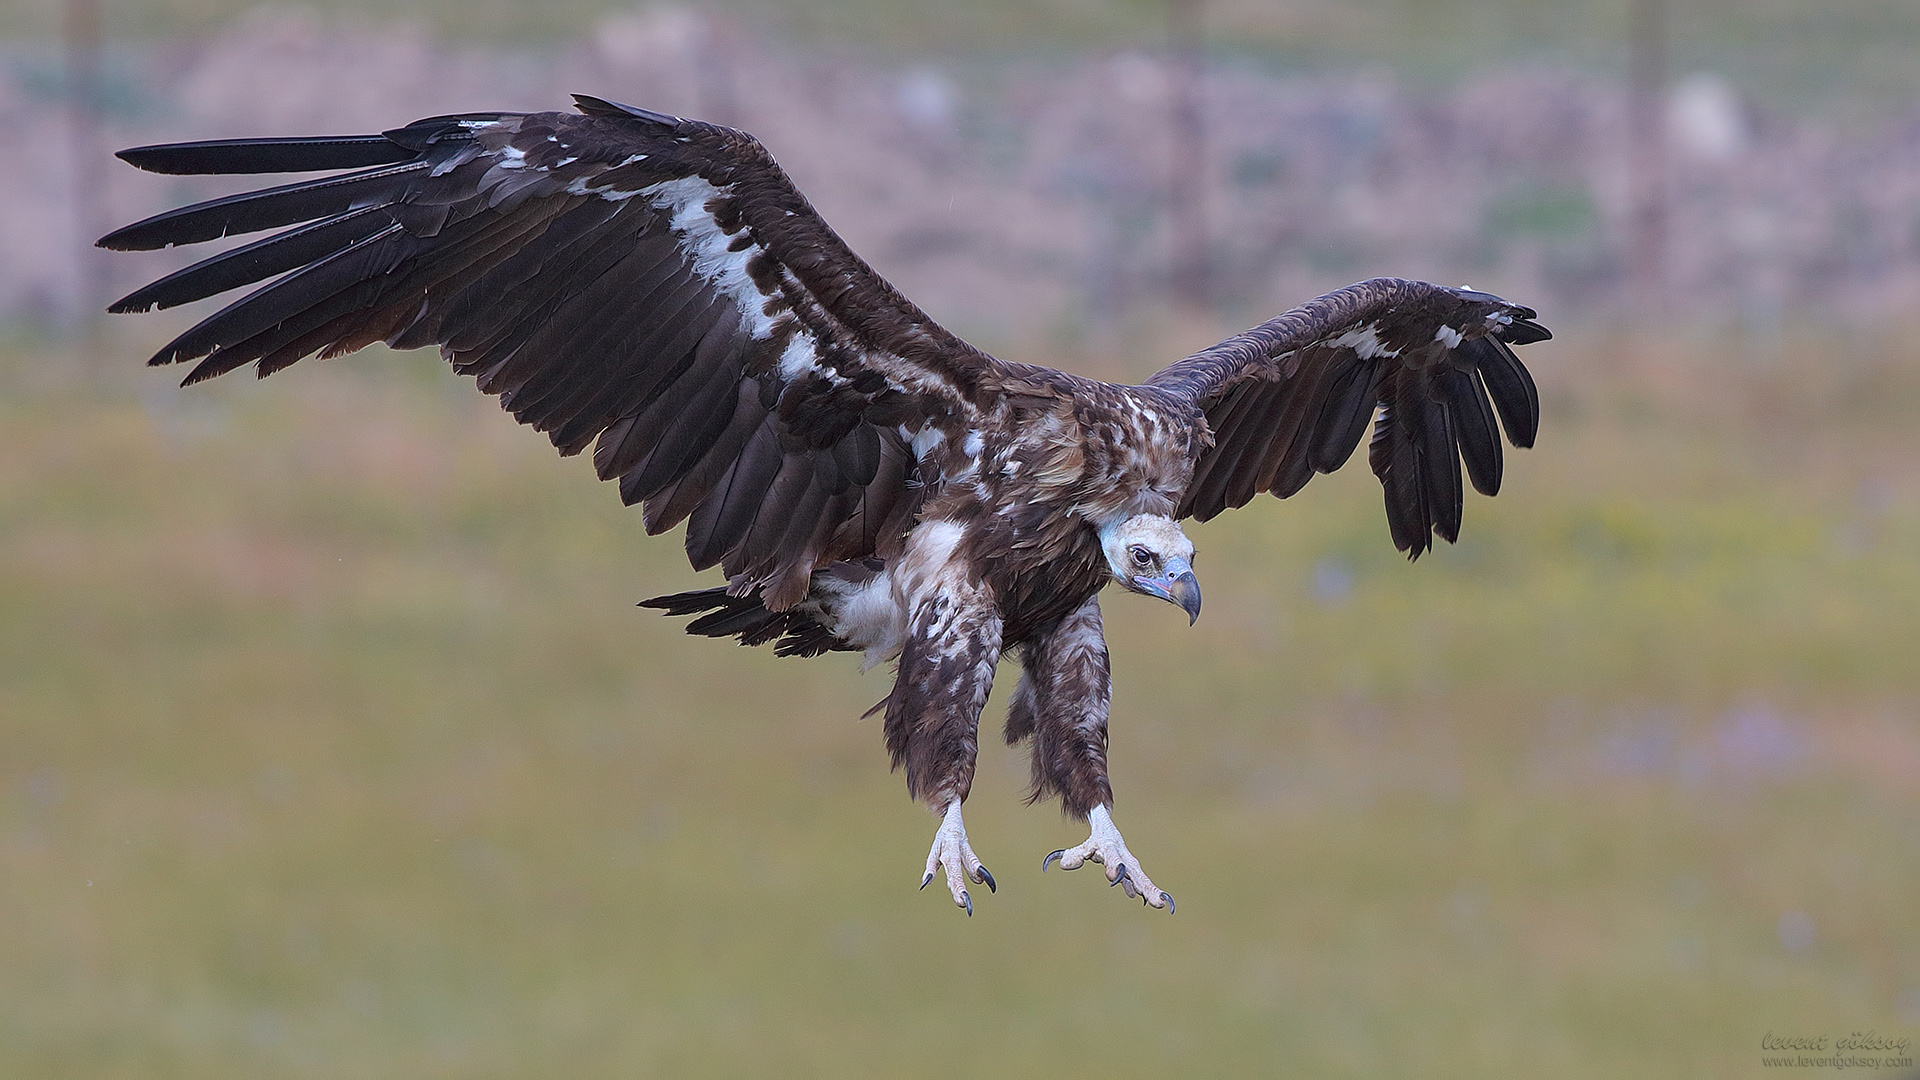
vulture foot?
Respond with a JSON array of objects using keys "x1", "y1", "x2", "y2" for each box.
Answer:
[
  {"x1": 921, "y1": 799, "x2": 994, "y2": 915},
  {"x1": 1042, "y1": 804, "x2": 1172, "y2": 912}
]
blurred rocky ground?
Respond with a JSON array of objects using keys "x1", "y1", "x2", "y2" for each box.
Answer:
[{"x1": 8, "y1": 6, "x2": 1920, "y2": 344}]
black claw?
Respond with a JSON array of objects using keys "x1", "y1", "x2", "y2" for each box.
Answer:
[
  {"x1": 1042, "y1": 849, "x2": 1066, "y2": 872},
  {"x1": 1109, "y1": 862, "x2": 1128, "y2": 886},
  {"x1": 961, "y1": 891, "x2": 972, "y2": 917},
  {"x1": 1161, "y1": 892, "x2": 1175, "y2": 914},
  {"x1": 920, "y1": 871, "x2": 933, "y2": 891},
  {"x1": 974, "y1": 864, "x2": 997, "y2": 893}
]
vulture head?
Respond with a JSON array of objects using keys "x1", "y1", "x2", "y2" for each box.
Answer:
[{"x1": 1100, "y1": 514, "x2": 1201, "y2": 625}]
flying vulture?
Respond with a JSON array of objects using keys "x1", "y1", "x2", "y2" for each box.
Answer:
[{"x1": 101, "y1": 95, "x2": 1547, "y2": 915}]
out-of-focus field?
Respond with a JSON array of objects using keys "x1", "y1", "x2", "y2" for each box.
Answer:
[
  {"x1": 3, "y1": 323, "x2": 1919, "y2": 1078},
  {"x1": 10, "y1": 0, "x2": 1920, "y2": 107}
]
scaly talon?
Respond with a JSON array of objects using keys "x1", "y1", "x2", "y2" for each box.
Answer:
[
  {"x1": 1044, "y1": 805, "x2": 1171, "y2": 912},
  {"x1": 922, "y1": 799, "x2": 992, "y2": 914}
]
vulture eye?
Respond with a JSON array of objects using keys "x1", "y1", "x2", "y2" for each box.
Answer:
[{"x1": 1128, "y1": 545, "x2": 1154, "y2": 568}]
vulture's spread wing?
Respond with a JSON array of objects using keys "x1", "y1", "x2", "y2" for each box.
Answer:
[
  {"x1": 102, "y1": 96, "x2": 1005, "y2": 607},
  {"x1": 1146, "y1": 278, "x2": 1549, "y2": 556}
]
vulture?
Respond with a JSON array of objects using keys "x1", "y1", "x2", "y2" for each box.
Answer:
[{"x1": 101, "y1": 95, "x2": 1548, "y2": 915}]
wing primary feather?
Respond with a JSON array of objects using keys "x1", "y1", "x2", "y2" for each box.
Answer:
[
  {"x1": 1369, "y1": 400, "x2": 1424, "y2": 557},
  {"x1": 1466, "y1": 337, "x2": 1540, "y2": 448},
  {"x1": 1438, "y1": 366, "x2": 1503, "y2": 496},
  {"x1": 224, "y1": 201, "x2": 542, "y2": 369},
  {"x1": 150, "y1": 222, "x2": 411, "y2": 370},
  {"x1": 153, "y1": 230, "x2": 407, "y2": 374},
  {"x1": 107, "y1": 206, "x2": 393, "y2": 313},
  {"x1": 97, "y1": 160, "x2": 430, "y2": 251},
  {"x1": 1422, "y1": 387, "x2": 1463, "y2": 544},
  {"x1": 184, "y1": 271, "x2": 398, "y2": 384},
  {"x1": 114, "y1": 134, "x2": 418, "y2": 176}
]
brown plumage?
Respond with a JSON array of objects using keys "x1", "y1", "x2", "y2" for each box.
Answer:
[{"x1": 102, "y1": 96, "x2": 1549, "y2": 914}]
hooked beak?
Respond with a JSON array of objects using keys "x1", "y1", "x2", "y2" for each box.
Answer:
[{"x1": 1134, "y1": 556, "x2": 1202, "y2": 625}]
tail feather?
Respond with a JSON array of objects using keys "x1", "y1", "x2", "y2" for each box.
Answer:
[{"x1": 640, "y1": 587, "x2": 852, "y2": 658}]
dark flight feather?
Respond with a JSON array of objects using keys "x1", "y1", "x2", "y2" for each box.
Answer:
[
  {"x1": 115, "y1": 134, "x2": 419, "y2": 175},
  {"x1": 102, "y1": 103, "x2": 1010, "y2": 609},
  {"x1": 1152, "y1": 277, "x2": 1545, "y2": 554},
  {"x1": 99, "y1": 161, "x2": 436, "y2": 252},
  {"x1": 105, "y1": 105, "x2": 1546, "y2": 629},
  {"x1": 1437, "y1": 366, "x2": 1504, "y2": 497},
  {"x1": 1306, "y1": 355, "x2": 1379, "y2": 474},
  {"x1": 1464, "y1": 336, "x2": 1540, "y2": 448}
]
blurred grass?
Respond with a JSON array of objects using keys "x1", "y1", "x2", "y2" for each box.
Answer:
[
  {"x1": 10, "y1": 0, "x2": 1920, "y2": 113},
  {"x1": 3, "y1": 322, "x2": 1919, "y2": 1078}
]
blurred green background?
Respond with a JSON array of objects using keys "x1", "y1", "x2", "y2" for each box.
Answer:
[
  {"x1": 7, "y1": 325, "x2": 1919, "y2": 1077},
  {"x1": 6, "y1": 1, "x2": 1920, "y2": 1077}
]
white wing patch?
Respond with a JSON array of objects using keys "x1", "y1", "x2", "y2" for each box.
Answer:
[
  {"x1": 1328, "y1": 323, "x2": 1401, "y2": 360},
  {"x1": 776, "y1": 335, "x2": 821, "y2": 382},
  {"x1": 639, "y1": 174, "x2": 854, "y2": 392},
  {"x1": 1434, "y1": 324, "x2": 1464, "y2": 348},
  {"x1": 642, "y1": 175, "x2": 782, "y2": 340}
]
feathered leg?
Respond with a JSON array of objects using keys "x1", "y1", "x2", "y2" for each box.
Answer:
[
  {"x1": 1005, "y1": 595, "x2": 1172, "y2": 911},
  {"x1": 885, "y1": 581, "x2": 1002, "y2": 914}
]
